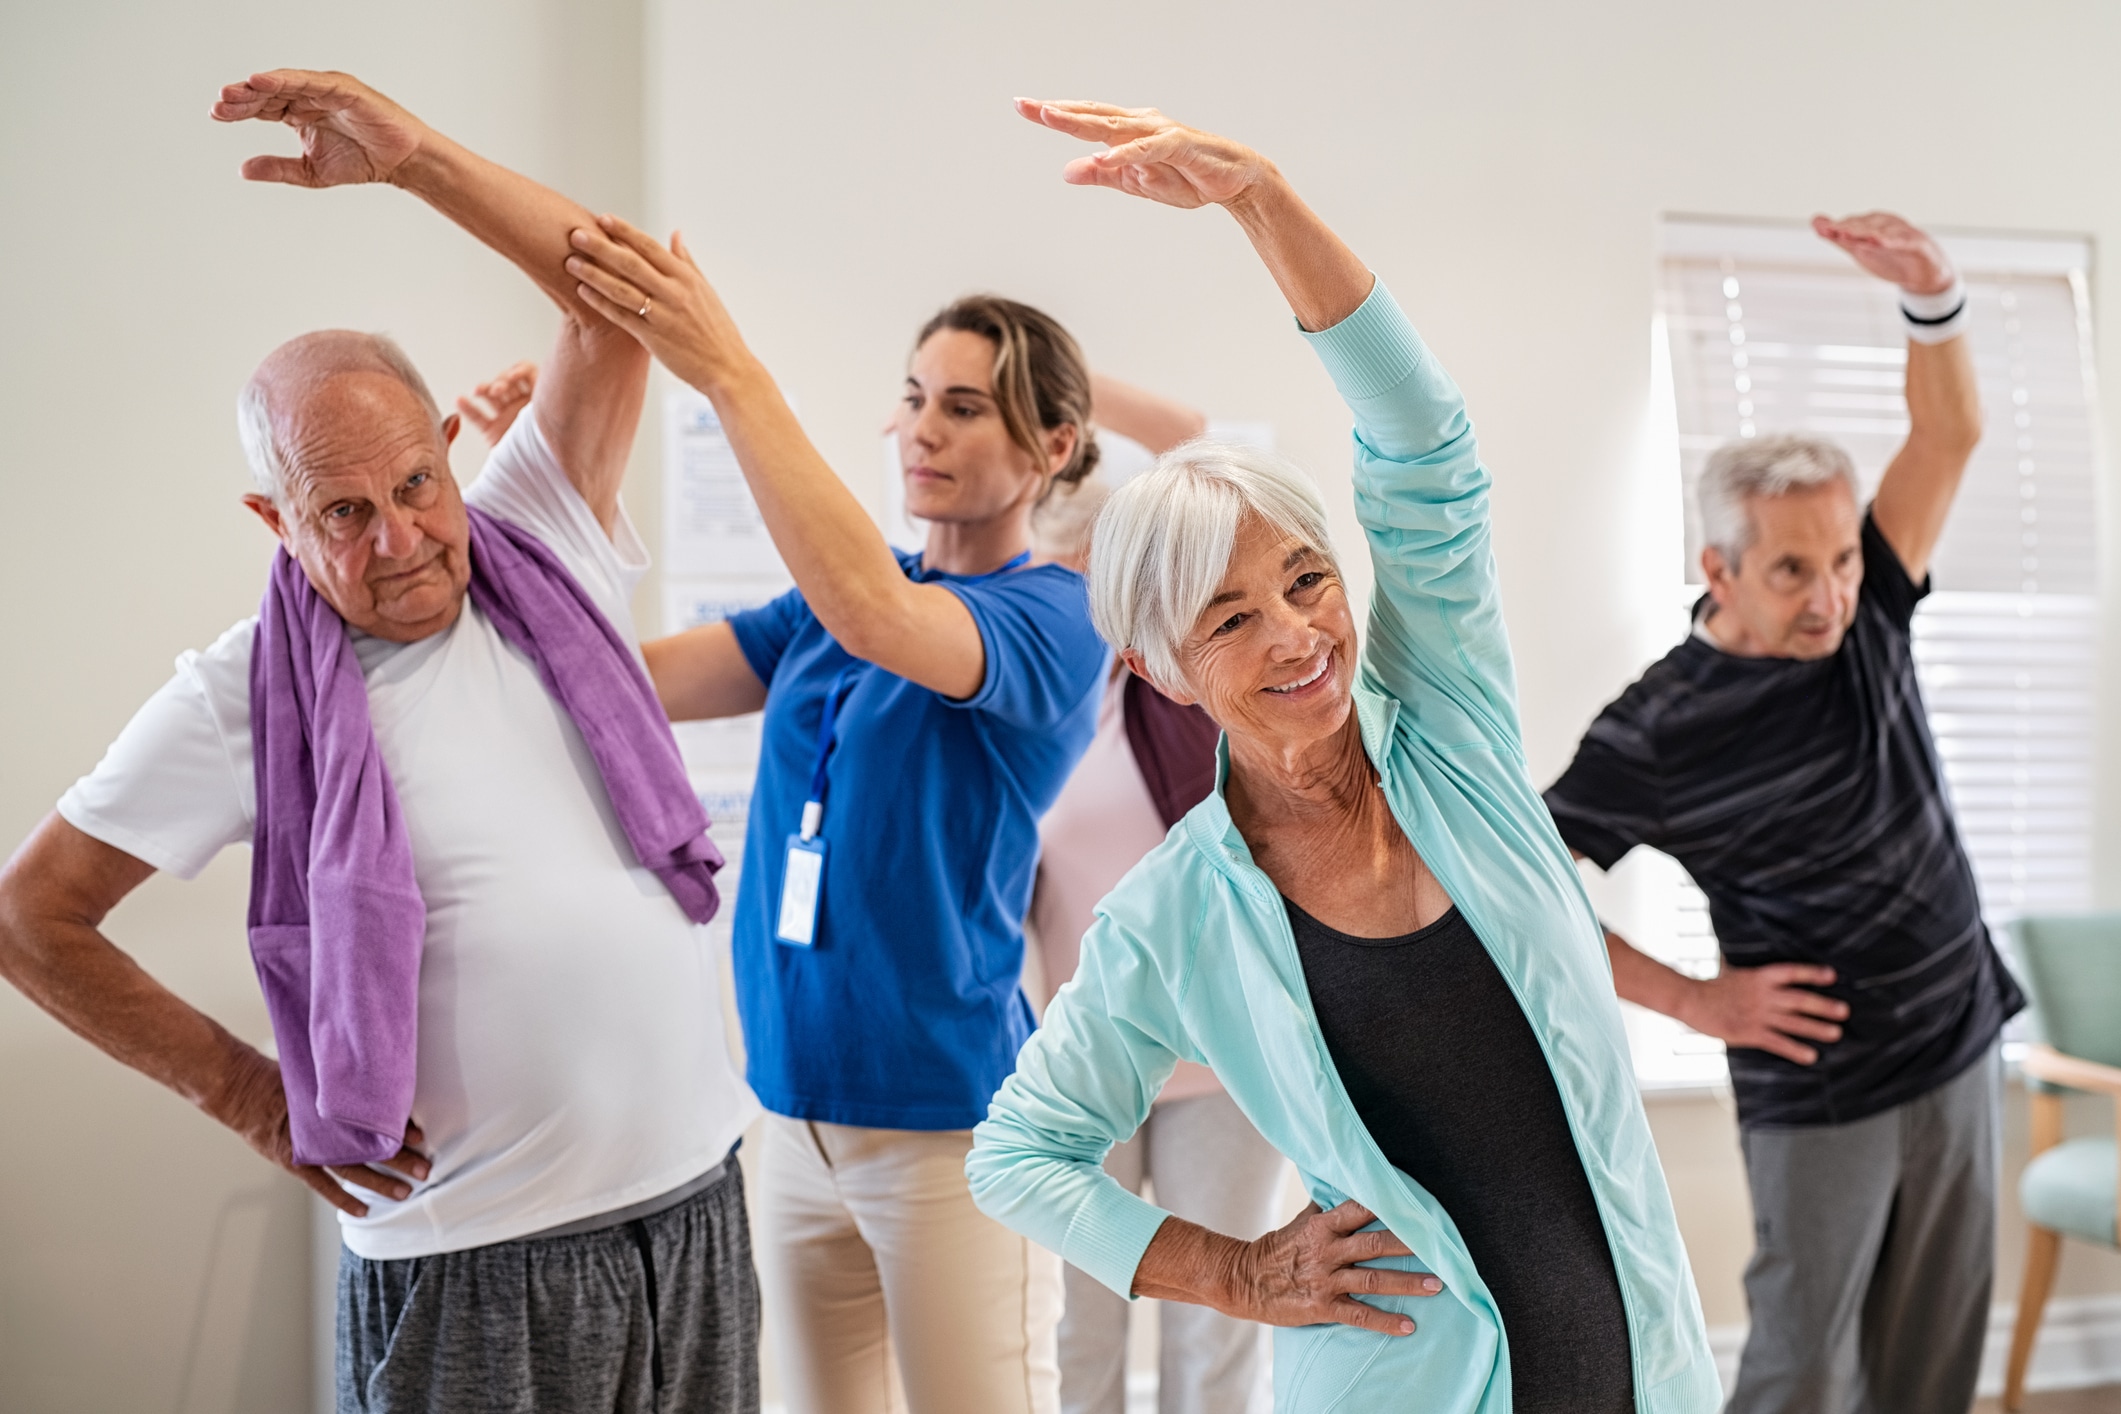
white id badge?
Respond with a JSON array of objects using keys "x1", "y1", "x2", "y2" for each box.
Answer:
[{"x1": 776, "y1": 835, "x2": 826, "y2": 946}]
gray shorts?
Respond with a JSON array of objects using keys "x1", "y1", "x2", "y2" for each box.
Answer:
[{"x1": 337, "y1": 1159, "x2": 759, "y2": 1414}]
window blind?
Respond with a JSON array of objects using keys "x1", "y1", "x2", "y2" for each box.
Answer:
[{"x1": 1622, "y1": 218, "x2": 2101, "y2": 1088}]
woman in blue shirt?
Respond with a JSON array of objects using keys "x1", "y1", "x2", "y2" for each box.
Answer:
[
  {"x1": 564, "y1": 221, "x2": 1177, "y2": 1410},
  {"x1": 966, "y1": 101, "x2": 1720, "y2": 1414}
]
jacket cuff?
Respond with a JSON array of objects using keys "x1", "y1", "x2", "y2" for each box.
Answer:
[
  {"x1": 1300, "y1": 278, "x2": 1427, "y2": 403},
  {"x1": 1062, "y1": 1179, "x2": 1175, "y2": 1300}
]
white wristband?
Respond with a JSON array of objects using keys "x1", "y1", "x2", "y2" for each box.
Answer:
[{"x1": 1901, "y1": 275, "x2": 1968, "y2": 345}]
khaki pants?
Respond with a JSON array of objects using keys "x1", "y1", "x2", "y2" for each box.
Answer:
[{"x1": 759, "y1": 1114, "x2": 1062, "y2": 1414}]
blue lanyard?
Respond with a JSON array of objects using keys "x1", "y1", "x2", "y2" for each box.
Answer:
[
  {"x1": 799, "y1": 668, "x2": 862, "y2": 841},
  {"x1": 796, "y1": 549, "x2": 1031, "y2": 842}
]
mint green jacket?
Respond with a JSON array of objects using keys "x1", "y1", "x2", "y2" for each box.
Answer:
[{"x1": 967, "y1": 282, "x2": 1719, "y2": 1413}]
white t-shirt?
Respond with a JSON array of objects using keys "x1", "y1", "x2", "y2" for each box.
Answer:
[{"x1": 58, "y1": 414, "x2": 758, "y2": 1260}]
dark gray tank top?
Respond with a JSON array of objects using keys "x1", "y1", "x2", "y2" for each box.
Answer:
[{"x1": 1287, "y1": 898, "x2": 1633, "y2": 1411}]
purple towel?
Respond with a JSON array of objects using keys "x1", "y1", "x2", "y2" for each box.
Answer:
[{"x1": 248, "y1": 506, "x2": 723, "y2": 1167}]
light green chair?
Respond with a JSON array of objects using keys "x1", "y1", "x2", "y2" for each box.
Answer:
[{"x1": 2001, "y1": 913, "x2": 2121, "y2": 1411}]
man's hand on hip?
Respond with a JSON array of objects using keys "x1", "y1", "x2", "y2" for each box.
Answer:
[
  {"x1": 1680, "y1": 962, "x2": 1849, "y2": 1066},
  {"x1": 210, "y1": 69, "x2": 427, "y2": 189},
  {"x1": 213, "y1": 1042, "x2": 430, "y2": 1217}
]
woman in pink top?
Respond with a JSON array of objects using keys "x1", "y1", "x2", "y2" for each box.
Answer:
[{"x1": 1028, "y1": 411, "x2": 1291, "y2": 1414}]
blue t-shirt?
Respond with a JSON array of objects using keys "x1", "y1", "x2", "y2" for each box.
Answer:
[{"x1": 727, "y1": 550, "x2": 1105, "y2": 1129}]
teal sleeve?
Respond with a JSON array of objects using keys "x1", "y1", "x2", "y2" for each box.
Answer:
[
  {"x1": 1301, "y1": 281, "x2": 1522, "y2": 756},
  {"x1": 966, "y1": 912, "x2": 1185, "y2": 1298}
]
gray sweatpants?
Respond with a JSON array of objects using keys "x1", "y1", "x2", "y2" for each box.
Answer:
[
  {"x1": 1727, "y1": 1049, "x2": 1999, "y2": 1414},
  {"x1": 1060, "y1": 1089, "x2": 1290, "y2": 1414},
  {"x1": 337, "y1": 1160, "x2": 759, "y2": 1413}
]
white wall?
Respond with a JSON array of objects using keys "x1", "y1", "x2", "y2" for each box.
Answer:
[
  {"x1": 5, "y1": 1, "x2": 2121, "y2": 1407},
  {"x1": 0, "y1": 4, "x2": 644, "y2": 1408},
  {"x1": 646, "y1": 0, "x2": 2121, "y2": 1338}
]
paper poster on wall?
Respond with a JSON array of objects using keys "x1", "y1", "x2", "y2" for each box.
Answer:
[
  {"x1": 662, "y1": 575, "x2": 794, "y2": 637},
  {"x1": 663, "y1": 390, "x2": 786, "y2": 579},
  {"x1": 661, "y1": 390, "x2": 790, "y2": 889},
  {"x1": 1206, "y1": 420, "x2": 1275, "y2": 454}
]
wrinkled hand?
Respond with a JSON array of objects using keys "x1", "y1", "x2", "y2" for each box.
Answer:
[
  {"x1": 1228, "y1": 1200, "x2": 1441, "y2": 1336},
  {"x1": 1015, "y1": 99, "x2": 1274, "y2": 211},
  {"x1": 210, "y1": 69, "x2": 426, "y2": 188},
  {"x1": 565, "y1": 216, "x2": 751, "y2": 392},
  {"x1": 215, "y1": 1043, "x2": 430, "y2": 1217},
  {"x1": 1813, "y1": 212, "x2": 1956, "y2": 296},
  {"x1": 1681, "y1": 962, "x2": 1848, "y2": 1066},
  {"x1": 458, "y1": 361, "x2": 538, "y2": 447}
]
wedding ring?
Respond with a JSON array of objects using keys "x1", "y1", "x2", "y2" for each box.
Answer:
[{"x1": 637, "y1": 297, "x2": 652, "y2": 319}]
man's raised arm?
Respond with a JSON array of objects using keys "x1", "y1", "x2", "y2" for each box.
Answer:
[
  {"x1": 211, "y1": 70, "x2": 646, "y2": 532},
  {"x1": 1814, "y1": 212, "x2": 1984, "y2": 584}
]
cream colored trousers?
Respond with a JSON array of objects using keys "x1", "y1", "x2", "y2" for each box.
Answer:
[{"x1": 759, "y1": 1114, "x2": 1062, "y2": 1414}]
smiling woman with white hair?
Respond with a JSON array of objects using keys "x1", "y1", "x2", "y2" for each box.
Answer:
[{"x1": 967, "y1": 102, "x2": 1720, "y2": 1414}]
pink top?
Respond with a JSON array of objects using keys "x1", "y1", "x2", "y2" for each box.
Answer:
[{"x1": 1030, "y1": 670, "x2": 1222, "y2": 1104}]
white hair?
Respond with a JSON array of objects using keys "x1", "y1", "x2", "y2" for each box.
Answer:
[
  {"x1": 1087, "y1": 438, "x2": 1340, "y2": 693},
  {"x1": 237, "y1": 331, "x2": 442, "y2": 503},
  {"x1": 1697, "y1": 433, "x2": 1859, "y2": 563}
]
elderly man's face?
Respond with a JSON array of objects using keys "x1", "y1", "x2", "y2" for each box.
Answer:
[
  {"x1": 244, "y1": 372, "x2": 471, "y2": 642},
  {"x1": 1154, "y1": 513, "x2": 1357, "y2": 755},
  {"x1": 1701, "y1": 480, "x2": 1865, "y2": 660}
]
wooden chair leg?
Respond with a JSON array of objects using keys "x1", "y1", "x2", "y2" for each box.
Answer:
[{"x1": 2005, "y1": 1224, "x2": 2063, "y2": 1411}]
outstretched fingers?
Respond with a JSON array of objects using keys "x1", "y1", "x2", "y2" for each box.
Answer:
[
  {"x1": 567, "y1": 256, "x2": 650, "y2": 319},
  {"x1": 1017, "y1": 98, "x2": 1167, "y2": 146},
  {"x1": 1083, "y1": 129, "x2": 1192, "y2": 186},
  {"x1": 1334, "y1": 1224, "x2": 1416, "y2": 1264},
  {"x1": 237, "y1": 155, "x2": 318, "y2": 187},
  {"x1": 1319, "y1": 1199, "x2": 1385, "y2": 1235},
  {"x1": 1757, "y1": 1032, "x2": 1822, "y2": 1066},
  {"x1": 210, "y1": 69, "x2": 338, "y2": 122},
  {"x1": 593, "y1": 214, "x2": 687, "y2": 281},
  {"x1": 573, "y1": 280, "x2": 648, "y2": 340},
  {"x1": 1328, "y1": 1294, "x2": 1420, "y2": 1336},
  {"x1": 295, "y1": 1165, "x2": 369, "y2": 1217},
  {"x1": 568, "y1": 227, "x2": 661, "y2": 297}
]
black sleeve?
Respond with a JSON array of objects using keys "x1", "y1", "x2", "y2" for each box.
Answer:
[
  {"x1": 1543, "y1": 691, "x2": 1666, "y2": 872},
  {"x1": 1859, "y1": 508, "x2": 1930, "y2": 632}
]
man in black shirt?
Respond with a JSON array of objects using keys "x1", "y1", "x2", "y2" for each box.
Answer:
[{"x1": 1547, "y1": 212, "x2": 2021, "y2": 1414}]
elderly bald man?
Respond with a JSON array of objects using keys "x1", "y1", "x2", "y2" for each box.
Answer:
[{"x1": 0, "y1": 71, "x2": 759, "y2": 1412}]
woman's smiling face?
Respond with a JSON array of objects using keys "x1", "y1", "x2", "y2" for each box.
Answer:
[{"x1": 1158, "y1": 512, "x2": 1357, "y2": 755}]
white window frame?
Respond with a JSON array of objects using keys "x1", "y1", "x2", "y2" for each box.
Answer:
[{"x1": 1600, "y1": 219, "x2": 2103, "y2": 1092}]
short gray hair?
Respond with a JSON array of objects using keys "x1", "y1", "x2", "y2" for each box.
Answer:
[
  {"x1": 1697, "y1": 433, "x2": 1859, "y2": 563},
  {"x1": 1087, "y1": 438, "x2": 1340, "y2": 692},
  {"x1": 237, "y1": 331, "x2": 442, "y2": 503}
]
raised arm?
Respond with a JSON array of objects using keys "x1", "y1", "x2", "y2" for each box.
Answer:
[
  {"x1": 1016, "y1": 101, "x2": 1370, "y2": 335},
  {"x1": 1090, "y1": 372, "x2": 1206, "y2": 455},
  {"x1": 1020, "y1": 101, "x2": 1515, "y2": 741},
  {"x1": 0, "y1": 815, "x2": 427, "y2": 1215},
  {"x1": 560, "y1": 217, "x2": 1006, "y2": 700},
  {"x1": 211, "y1": 70, "x2": 648, "y2": 532},
  {"x1": 1814, "y1": 212, "x2": 1983, "y2": 583}
]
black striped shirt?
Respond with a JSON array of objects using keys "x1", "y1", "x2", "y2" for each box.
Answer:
[{"x1": 1545, "y1": 513, "x2": 2022, "y2": 1128}]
